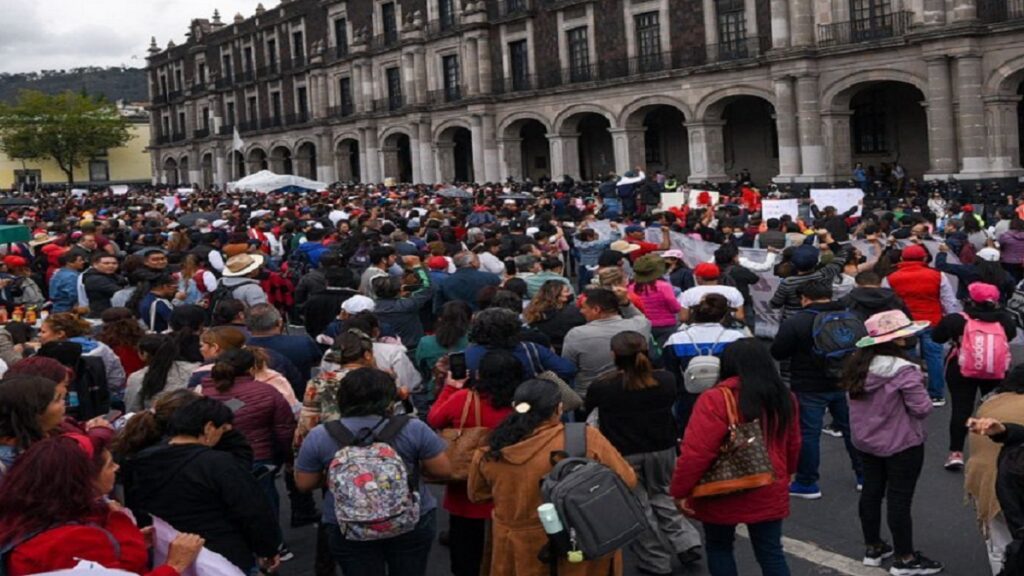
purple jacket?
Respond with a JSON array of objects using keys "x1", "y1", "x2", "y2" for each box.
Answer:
[
  {"x1": 201, "y1": 376, "x2": 296, "y2": 462},
  {"x1": 998, "y1": 230, "x2": 1024, "y2": 266},
  {"x1": 848, "y1": 356, "x2": 932, "y2": 457}
]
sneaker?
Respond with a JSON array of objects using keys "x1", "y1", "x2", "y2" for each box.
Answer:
[
  {"x1": 930, "y1": 396, "x2": 947, "y2": 407},
  {"x1": 278, "y1": 544, "x2": 294, "y2": 562},
  {"x1": 822, "y1": 423, "x2": 844, "y2": 438},
  {"x1": 944, "y1": 451, "x2": 965, "y2": 471},
  {"x1": 677, "y1": 546, "x2": 702, "y2": 565},
  {"x1": 856, "y1": 474, "x2": 864, "y2": 492},
  {"x1": 789, "y1": 481, "x2": 822, "y2": 499},
  {"x1": 864, "y1": 542, "x2": 894, "y2": 567},
  {"x1": 889, "y1": 551, "x2": 943, "y2": 575}
]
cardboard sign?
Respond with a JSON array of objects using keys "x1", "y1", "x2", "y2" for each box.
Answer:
[
  {"x1": 687, "y1": 190, "x2": 720, "y2": 208},
  {"x1": 761, "y1": 199, "x2": 799, "y2": 220},
  {"x1": 659, "y1": 192, "x2": 688, "y2": 210},
  {"x1": 810, "y1": 188, "x2": 864, "y2": 217}
]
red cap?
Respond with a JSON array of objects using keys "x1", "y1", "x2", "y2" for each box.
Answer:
[
  {"x1": 427, "y1": 256, "x2": 449, "y2": 270},
  {"x1": 694, "y1": 263, "x2": 721, "y2": 279},
  {"x1": 963, "y1": 205, "x2": 974, "y2": 213},
  {"x1": 3, "y1": 255, "x2": 28, "y2": 269},
  {"x1": 901, "y1": 245, "x2": 928, "y2": 261}
]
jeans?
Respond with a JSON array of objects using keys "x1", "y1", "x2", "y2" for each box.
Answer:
[
  {"x1": 326, "y1": 509, "x2": 437, "y2": 576},
  {"x1": 252, "y1": 460, "x2": 283, "y2": 545},
  {"x1": 858, "y1": 444, "x2": 924, "y2": 557},
  {"x1": 627, "y1": 448, "x2": 703, "y2": 574},
  {"x1": 622, "y1": 197, "x2": 638, "y2": 218},
  {"x1": 918, "y1": 329, "x2": 946, "y2": 399},
  {"x1": 795, "y1": 391, "x2": 863, "y2": 486},
  {"x1": 577, "y1": 264, "x2": 594, "y2": 293},
  {"x1": 703, "y1": 520, "x2": 790, "y2": 576}
]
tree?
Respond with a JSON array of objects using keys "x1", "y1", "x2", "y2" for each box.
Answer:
[{"x1": 0, "y1": 90, "x2": 132, "y2": 185}]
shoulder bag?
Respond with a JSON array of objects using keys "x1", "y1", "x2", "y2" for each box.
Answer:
[{"x1": 691, "y1": 387, "x2": 775, "y2": 498}]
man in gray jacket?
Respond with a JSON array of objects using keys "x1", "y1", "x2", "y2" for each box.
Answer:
[{"x1": 219, "y1": 253, "x2": 269, "y2": 308}]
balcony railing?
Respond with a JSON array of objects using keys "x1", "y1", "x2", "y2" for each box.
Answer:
[
  {"x1": 155, "y1": 134, "x2": 171, "y2": 145},
  {"x1": 371, "y1": 32, "x2": 401, "y2": 50},
  {"x1": 496, "y1": 0, "x2": 531, "y2": 18},
  {"x1": 285, "y1": 111, "x2": 311, "y2": 126},
  {"x1": 281, "y1": 55, "x2": 307, "y2": 72},
  {"x1": 428, "y1": 86, "x2": 464, "y2": 104},
  {"x1": 373, "y1": 96, "x2": 405, "y2": 112},
  {"x1": 193, "y1": 128, "x2": 210, "y2": 139},
  {"x1": 170, "y1": 132, "x2": 186, "y2": 142},
  {"x1": 426, "y1": 15, "x2": 461, "y2": 36},
  {"x1": 327, "y1": 104, "x2": 355, "y2": 118},
  {"x1": 979, "y1": 0, "x2": 1024, "y2": 21},
  {"x1": 166, "y1": 90, "x2": 183, "y2": 101},
  {"x1": 236, "y1": 121, "x2": 261, "y2": 133},
  {"x1": 702, "y1": 36, "x2": 771, "y2": 63},
  {"x1": 817, "y1": 11, "x2": 914, "y2": 46},
  {"x1": 215, "y1": 76, "x2": 234, "y2": 90},
  {"x1": 218, "y1": 125, "x2": 235, "y2": 136},
  {"x1": 335, "y1": 45, "x2": 350, "y2": 59}
]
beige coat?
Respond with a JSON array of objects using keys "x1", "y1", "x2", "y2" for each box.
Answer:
[
  {"x1": 965, "y1": 392, "x2": 1024, "y2": 533},
  {"x1": 468, "y1": 422, "x2": 637, "y2": 576}
]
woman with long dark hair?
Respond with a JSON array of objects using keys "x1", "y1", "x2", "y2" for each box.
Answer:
[
  {"x1": 0, "y1": 375, "x2": 67, "y2": 477},
  {"x1": 427, "y1": 350, "x2": 520, "y2": 576},
  {"x1": 523, "y1": 280, "x2": 585, "y2": 354},
  {"x1": 415, "y1": 301, "x2": 472, "y2": 411},
  {"x1": 169, "y1": 305, "x2": 207, "y2": 363},
  {"x1": 123, "y1": 334, "x2": 201, "y2": 412},
  {"x1": 935, "y1": 244, "x2": 1014, "y2": 302},
  {"x1": 587, "y1": 332, "x2": 702, "y2": 572},
  {"x1": 0, "y1": 434, "x2": 205, "y2": 576},
  {"x1": 839, "y1": 310, "x2": 941, "y2": 574},
  {"x1": 97, "y1": 307, "x2": 147, "y2": 378},
  {"x1": 468, "y1": 379, "x2": 636, "y2": 576},
  {"x1": 670, "y1": 338, "x2": 799, "y2": 576}
]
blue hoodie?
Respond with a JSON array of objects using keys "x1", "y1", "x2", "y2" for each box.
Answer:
[{"x1": 296, "y1": 241, "x2": 329, "y2": 268}]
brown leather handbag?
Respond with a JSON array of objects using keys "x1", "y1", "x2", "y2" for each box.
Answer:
[
  {"x1": 691, "y1": 387, "x2": 775, "y2": 498},
  {"x1": 438, "y1": 391, "x2": 492, "y2": 481}
]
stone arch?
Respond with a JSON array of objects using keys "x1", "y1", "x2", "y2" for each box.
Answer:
[
  {"x1": 433, "y1": 118, "x2": 473, "y2": 144},
  {"x1": 335, "y1": 137, "x2": 361, "y2": 183},
  {"x1": 379, "y1": 125, "x2": 413, "y2": 144},
  {"x1": 178, "y1": 155, "x2": 191, "y2": 185},
  {"x1": 984, "y1": 55, "x2": 1024, "y2": 173},
  {"x1": 619, "y1": 95, "x2": 692, "y2": 129},
  {"x1": 498, "y1": 111, "x2": 554, "y2": 139},
  {"x1": 985, "y1": 54, "x2": 1024, "y2": 97},
  {"x1": 553, "y1": 103, "x2": 618, "y2": 136},
  {"x1": 695, "y1": 85, "x2": 776, "y2": 121},
  {"x1": 244, "y1": 143, "x2": 267, "y2": 158},
  {"x1": 295, "y1": 141, "x2": 318, "y2": 180},
  {"x1": 246, "y1": 147, "x2": 268, "y2": 173},
  {"x1": 270, "y1": 144, "x2": 294, "y2": 175},
  {"x1": 822, "y1": 69, "x2": 929, "y2": 112},
  {"x1": 162, "y1": 156, "x2": 179, "y2": 186},
  {"x1": 267, "y1": 140, "x2": 293, "y2": 155},
  {"x1": 332, "y1": 132, "x2": 361, "y2": 149},
  {"x1": 200, "y1": 151, "x2": 214, "y2": 188},
  {"x1": 380, "y1": 128, "x2": 413, "y2": 183}
]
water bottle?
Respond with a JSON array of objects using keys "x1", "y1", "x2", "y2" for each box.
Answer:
[{"x1": 537, "y1": 503, "x2": 563, "y2": 535}]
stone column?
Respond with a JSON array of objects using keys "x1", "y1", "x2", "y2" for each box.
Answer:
[
  {"x1": 957, "y1": 53, "x2": 987, "y2": 173},
  {"x1": 771, "y1": 0, "x2": 791, "y2": 48},
  {"x1": 774, "y1": 77, "x2": 801, "y2": 179},
  {"x1": 465, "y1": 38, "x2": 480, "y2": 96},
  {"x1": 481, "y1": 113, "x2": 500, "y2": 183},
  {"x1": 499, "y1": 137, "x2": 523, "y2": 180},
  {"x1": 317, "y1": 131, "x2": 336, "y2": 183},
  {"x1": 409, "y1": 122, "x2": 422, "y2": 183},
  {"x1": 821, "y1": 111, "x2": 852, "y2": 181},
  {"x1": 418, "y1": 121, "x2": 436, "y2": 183},
  {"x1": 549, "y1": 135, "x2": 581, "y2": 180},
  {"x1": 403, "y1": 53, "x2": 417, "y2": 105},
  {"x1": 685, "y1": 121, "x2": 729, "y2": 183},
  {"x1": 470, "y1": 114, "x2": 485, "y2": 182},
  {"x1": 703, "y1": 0, "x2": 719, "y2": 50},
  {"x1": 363, "y1": 127, "x2": 381, "y2": 183},
  {"x1": 311, "y1": 72, "x2": 328, "y2": 119},
  {"x1": 477, "y1": 33, "x2": 492, "y2": 94},
  {"x1": 788, "y1": 0, "x2": 814, "y2": 47},
  {"x1": 796, "y1": 74, "x2": 825, "y2": 178},
  {"x1": 187, "y1": 149, "x2": 201, "y2": 186},
  {"x1": 413, "y1": 48, "x2": 428, "y2": 105},
  {"x1": 352, "y1": 64, "x2": 364, "y2": 112},
  {"x1": 985, "y1": 95, "x2": 1024, "y2": 174},
  {"x1": 214, "y1": 146, "x2": 228, "y2": 186},
  {"x1": 925, "y1": 56, "x2": 958, "y2": 175},
  {"x1": 184, "y1": 102, "x2": 197, "y2": 137},
  {"x1": 608, "y1": 128, "x2": 646, "y2": 175}
]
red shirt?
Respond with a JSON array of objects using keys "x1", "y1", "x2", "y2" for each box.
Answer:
[
  {"x1": 6, "y1": 508, "x2": 178, "y2": 576},
  {"x1": 427, "y1": 386, "x2": 513, "y2": 519}
]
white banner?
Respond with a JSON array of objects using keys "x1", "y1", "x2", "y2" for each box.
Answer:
[
  {"x1": 688, "y1": 190, "x2": 720, "y2": 208},
  {"x1": 810, "y1": 188, "x2": 864, "y2": 217},
  {"x1": 660, "y1": 191, "x2": 688, "y2": 210},
  {"x1": 110, "y1": 185, "x2": 129, "y2": 196},
  {"x1": 762, "y1": 198, "x2": 799, "y2": 220}
]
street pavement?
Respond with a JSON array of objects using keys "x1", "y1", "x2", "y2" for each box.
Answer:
[{"x1": 274, "y1": 394, "x2": 990, "y2": 576}]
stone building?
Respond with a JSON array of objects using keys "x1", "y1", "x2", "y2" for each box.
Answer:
[{"x1": 146, "y1": 0, "x2": 1024, "y2": 188}]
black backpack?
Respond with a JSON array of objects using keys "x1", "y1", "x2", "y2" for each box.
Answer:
[
  {"x1": 204, "y1": 282, "x2": 237, "y2": 326},
  {"x1": 285, "y1": 249, "x2": 313, "y2": 287},
  {"x1": 805, "y1": 309, "x2": 868, "y2": 378}
]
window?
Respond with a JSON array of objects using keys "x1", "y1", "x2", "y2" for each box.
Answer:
[
  {"x1": 334, "y1": 18, "x2": 349, "y2": 56},
  {"x1": 507, "y1": 0, "x2": 527, "y2": 13},
  {"x1": 159, "y1": 75, "x2": 168, "y2": 96},
  {"x1": 382, "y1": 3, "x2": 398, "y2": 44},
  {"x1": 852, "y1": 90, "x2": 887, "y2": 154},
  {"x1": 197, "y1": 63, "x2": 207, "y2": 85},
  {"x1": 243, "y1": 46, "x2": 254, "y2": 73},
  {"x1": 89, "y1": 160, "x2": 109, "y2": 182},
  {"x1": 222, "y1": 54, "x2": 233, "y2": 81},
  {"x1": 161, "y1": 116, "x2": 170, "y2": 138},
  {"x1": 509, "y1": 40, "x2": 529, "y2": 91},
  {"x1": 202, "y1": 108, "x2": 210, "y2": 131},
  {"x1": 297, "y1": 86, "x2": 309, "y2": 121},
  {"x1": 567, "y1": 26, "x2": 590, "y2": 82},
  {"x1": 292, "y1": 31, "x2": 305, "y2": 63},
  {"x1": 645, "y1": 127, "x2": 662, "y2": 164},
  {"x1": 247, "y1": 96, "x2": 258, "y2": 127},
  {"x1": 386, "y1": 67, "x2": 403, "y2": 110},
  {"x1": 438, "y1": 0, "x2": 455, "y2": 30},
  {"x1": 271, "y1": 92, "x2": 282, "y2": 123},
  {"x1": 635, "y1": 12, "x2": 662, "y2": 72},
  {"x1": 174, "y1": 69, "x2": 183, "y2": 91},
  {"x1": 716, "y1": 0, "x2": 747, "y2": 58},
  {"x1": 226, "y1": 101, "x2": 236, "y2": 127},
  {"x1": 850, "y1": 0, "x2": 893, "y2": 40},
  {"x1": 267, "y1": 39, "x2": 278, "y2": 72},
  {"x1": 340, "y1": 78, "x2": 354, "y2": 116},
  {"x1": 442, "y1": 55, "x2": 461, "y2": 101},
  {"x1": 13, "y1": 170, "x2": 41, "y2": 192},
  {"x1": 177, "y1": 112, "x2": 186, "y2": 135}
]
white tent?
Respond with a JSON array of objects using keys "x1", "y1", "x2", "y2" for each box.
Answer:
[{"x1": 228, "y1": 170, "x2": 327, "y2": 193}]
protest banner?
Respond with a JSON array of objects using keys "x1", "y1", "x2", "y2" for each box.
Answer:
[
  {"x1": 687, "y1": 190, "x2": 719, "y2": 208},
  {"x1": 761, "y1": 199, "x2": 799, "y2": 220},
  {"x1": 660, "y1": 191, "x2": 687, "y2": 209},
  {"x1": 810, "y1": 188, "x2": 864, "y2": 216}
]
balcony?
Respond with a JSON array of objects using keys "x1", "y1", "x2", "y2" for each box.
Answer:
[
  {"x1": 170, "y1": 132, "x2": 186, "y2": 142},
  {"x1": 702, "y1": 36, "x2": 771, "y2": 63},
  {"x1": 166, "y1": 90, "x2": 183, "y2": 102},
  {"x1": 155, "y1": 134, "x2": 171, "y2": 145},
  {"x1": 327, "y1": 104, "x2": 355, "y2": 118},
  {"x1": 218, "y1": 125, "x2": 235, "y2": 136},
  {"x1": 371, "y1": 32, "x2": 401, "y2": 51},
  {"x1": 257, "y1": 63, "x2": 281, "y2": 78},
  {"x1": 979, "y1": 0, "x2": 1024, "y2": 21},
  {"x1": 374, "y1": 95, "x2": 405, "y2": 112},
  {"x1": 281, "y1": 55, "x2": 307, "y2": 72},
  {"x1": 265, "y1": 116, "x2": 283, "y2": 128},
  {"x1": 193, "y1": 128, "x2": 210, "y2": 139},
  {"x1": 496, "y1": 0, "x2": 532, "y2": 19},
  {"x1": 426, "y1": 15, "x2": 460, "y2": 36},
  {"x1": 238, "y1": 70, "x2": 255, "y2": 84},
  {"x1": 285, "y1": 111, "x2": 311, "y2": 126},
  {"x1": 236, "y1": 121, "x2": 261, "y2": 133},
  {"x1": 334, "y1": 45, "x2": 350, "y2": 60},
  {"x1": 817, "y1": 11, "x2": 914, "y2": 47},
  {"x1": 215, "y1": 76, "x2": 234, "y2": 90},
  {"x1": 429, "y1": 86, "x2": 464, "y2": 104}
]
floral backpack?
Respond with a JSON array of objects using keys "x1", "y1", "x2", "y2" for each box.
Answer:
[{"x1": 324, "y1": 416, "x2": 421, "y2": 541}]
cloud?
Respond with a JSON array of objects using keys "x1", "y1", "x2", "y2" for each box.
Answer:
[{"x1": 0, "y1": 0, "x2": 262, "y2": 73}]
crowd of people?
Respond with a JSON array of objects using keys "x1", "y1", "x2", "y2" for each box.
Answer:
[{"x1": 0, "y1": 170, "x2": 1022, "y2": 576}]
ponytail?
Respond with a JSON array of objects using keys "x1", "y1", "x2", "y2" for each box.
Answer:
[
  {"x1": 210, "y1": 348, "x2": 256, "y2": 393},
  {"x1": 110, "y1": 389, "x2": 198, "y2": 458},
  {"x1": 138, "y1": 334, "x2": 180, "y2": 402}
]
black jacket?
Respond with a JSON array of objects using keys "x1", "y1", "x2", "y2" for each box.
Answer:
[
  {"x1": 770, "y1": 302, "x2": 846, "y2": 393},
  {"x1": 840, "y1": 286, "x2": 909, "y2": 320},
  {"x1": 529, "y1": 304, "x2": 586, "y2": 354},
  {"x1": 303, "y1": 287, "x2": 358, "y2": 339},
  {"x1": 992, "y1": 423, "x2": 1024, "y2": 537},
  {"x1": 122, "y1": 439, "x2": 279, "y2": 571},
  {"x1": 722, "y1": 263, "x2": 760, "y2": 305},
  {"x1": 82, "y1": 269, "x2": 125, "y2": 317}
]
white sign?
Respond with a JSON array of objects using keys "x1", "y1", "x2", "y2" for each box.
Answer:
[
  {"x1": 71, "y1": 188, "x2": 88, "y2": 198},
  {"x1": 151, "y1": 516, "x2": 245, "y2": 576},
  {"x1": 659, "y1": 192, "x2": 688, "y2": 209},
  {"x1": 176, "y1": 187, "x2": 196, "y2": 195},
  {"x1": 761, "y1": 198, "x2": 799, "y2": 220},
  {"x1": 687, "y1": 190, "x2": 720, "y2": 208},
  {"x1": 810, "y1": 188, "x2": 864, "y2": 217},
  {"x1": 161, "y1": 196, "x2": 177, "y2": 212},
  {"x1": 110, "y1": 185, "x2": 129, "y2": 196}
]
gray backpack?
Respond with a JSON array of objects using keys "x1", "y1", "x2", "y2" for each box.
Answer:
[{"x1": 539, "y1": 423, "x2": 646, "y2": 560}]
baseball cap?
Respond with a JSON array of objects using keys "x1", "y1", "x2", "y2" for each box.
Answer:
[
  {"x1": 427, "y1": 256, "x2": 449, "y2": 270},
  {"x1": 976, "y1": 247, "x2": 1000, "y2": 262},
  {"x1": 341, "y1": 295, "x2": 376, "y2": 315},
  {"x1": 694, "y1": 263, "x2": 720, "y2": 279},
  {"x1": 901, "y1": 245, "x2": 927, "y2": 261}
]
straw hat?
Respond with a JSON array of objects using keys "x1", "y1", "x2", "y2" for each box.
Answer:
[
  {"x1": 28, "y1": 233, "x2": 55, "y2": 247},
  {"x1": 222, "y1": 253, "x2": 265, "y2": 277}
]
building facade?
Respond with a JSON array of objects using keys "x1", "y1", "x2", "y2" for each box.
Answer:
[{"x1": 147, "y1": 0, "x2": 1024, "y2": 188}]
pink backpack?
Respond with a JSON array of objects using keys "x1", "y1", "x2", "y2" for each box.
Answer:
[{"x1": 958, "y1": 313, "x2": 1010, "y2": 380}]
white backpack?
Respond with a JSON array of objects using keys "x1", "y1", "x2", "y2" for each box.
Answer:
[{"x1": 680, "y1": 328, "x2": 729, "y2": 394}]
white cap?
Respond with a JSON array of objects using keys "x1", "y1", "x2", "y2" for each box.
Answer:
[
  {"x1": 212, "y1": 219, "x2": 228, "y2": 229},
  {"x1": 976, "y1": 247, "x2": 1001, "y2": 262},
  {"x1": 341, "y1": 295, "x2": 376, "y2": 315}
]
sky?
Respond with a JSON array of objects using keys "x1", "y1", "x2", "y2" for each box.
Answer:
[{"x1": 0, "y1": 0, "x2": 263, "y2": 74}]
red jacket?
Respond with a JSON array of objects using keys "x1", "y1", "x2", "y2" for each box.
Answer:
[
  {"x1": 427, "y1": 386, "x2": 512, "y2": 519},
  {"x1": 886, "y1": 261, "x2": 943, "y2": 326},
  {"x1": 670, "y1": 377, "x2": 800, "y2": 525},
  {"x1": 201, "y1": 376, "x2": 296, "y2": 462},
  {"x1": 6, "y1": 507, "x2": 177, "y2": 576}
]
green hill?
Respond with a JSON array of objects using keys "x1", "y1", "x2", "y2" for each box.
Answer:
[{"x1": 0, "y1": 67, "x2": 148, "y2": 104}]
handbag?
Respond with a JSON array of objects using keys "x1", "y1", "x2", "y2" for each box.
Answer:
[
  {"x1": 437, "y1": 391, "x2": 492, "y2": 481},
  {"x1": 522, "y1": 342, "x2": 584, "y2": 412},
  {"x1": 690, "y1": 387, "x2": 775, "y2": 498}
]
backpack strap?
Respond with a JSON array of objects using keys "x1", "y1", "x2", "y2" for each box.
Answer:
[
  {"x1": 373, "y1": 415, "x2": 412, "y2": 445},
  {"x1": 563, "y1": 422, "x2": 587, "y2": 458},
  {"x1": 522, "y1": 342, "x2": 542, "y2": 377},
  {"x1": 324, "y1": 420, "x2": 356, "y2": 448}
]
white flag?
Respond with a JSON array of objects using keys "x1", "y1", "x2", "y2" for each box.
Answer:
[{"x1": 232, "y1": 127, "x2": 245, "y2": 152}]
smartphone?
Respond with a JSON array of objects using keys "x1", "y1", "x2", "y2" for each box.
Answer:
[
  {"x1": 105, "y1": 409, "x2": 123, "y2": 422},
  {"x1": 449, "y1": 352, "x2": 468, "y2": 381}
]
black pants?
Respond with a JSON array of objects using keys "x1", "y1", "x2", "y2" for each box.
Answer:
[
  {"x1": 858, "y1": 444, "x2": 925, "y2": 557},
  {"x1": 947, "y1": 367, "x2": 999, "y2": 452},
  {"x1": 448, "y1": 515, "x2": 486, "y2": 576}
]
